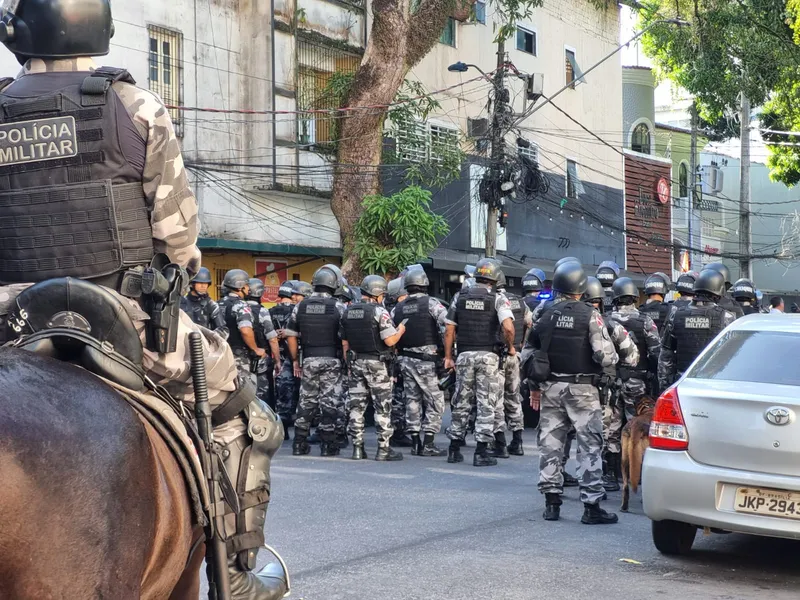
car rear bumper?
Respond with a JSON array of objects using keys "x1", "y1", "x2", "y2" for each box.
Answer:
[{"x1": 643, "y1": 449, "x2": 800, "y2": 540}]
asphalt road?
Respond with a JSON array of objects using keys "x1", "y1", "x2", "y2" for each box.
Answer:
[{"x1": 248, "y1": 429, "x2": 800, "y2": 600}]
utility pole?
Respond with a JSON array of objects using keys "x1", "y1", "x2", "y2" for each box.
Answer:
[
  {"x1": 485, "y1": 39, "x2": 507, "y2": 258},
  {"x1": 739, "y1": 92, "x2": 752, "y2": 279},
  {"x1": 688, "y1": 104, "x2": 698, "y2": 271}
]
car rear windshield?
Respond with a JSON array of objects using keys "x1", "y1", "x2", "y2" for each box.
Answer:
[{"x1": 688, "y1": 330, "x2": 800, "y2": 386}]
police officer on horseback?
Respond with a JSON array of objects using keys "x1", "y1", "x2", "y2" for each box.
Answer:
[
  {"x1": 0, "y1": 2, "x2": 288, "y2": 595},
  {"x1": 181, "y1": 267, "x2": 228, "y2": 336}
]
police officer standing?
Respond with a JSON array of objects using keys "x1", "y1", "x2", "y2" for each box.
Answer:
[
  {"x1": 672, "y1": 271, "x2": 699, "y2": 311},
  {"x1": 219, "y1": 269, "x2": 267, "y2": 377},
  {"x1": 386, "y1": 276, "x2": 414, "y2": 448},
  {"x1": 272, "y1": 281, "x2": 299, "y2": 436},
  {"x1": 247, "y1": 278, "x2": 282, "y2": 409},
  {"x1": 703, "y1": 262, "x2": 745, "y2": 319},
  {"x1": 637, "y1": 272, "x2": 672, "y2": 333},
  {"x1": 522, "y1": 268, "x2": 547, "y2": 312},
  {"x1": 495, "y1": 270, "x2": 531, "y2": 456},
  {"x1": 343, "y1": 275, "x2": 406, "y2": 461},
  {"x1": 595, "y1": 261, "x2": 621, "y2": 312},
  {"x1": 731, "y1": 278, "x2": 759, "y2": 315},
  {"x1": 658, "y1": 269, "x2": 737, "y2": 390},
  {"x1": 392, "y1": 269, "x2": 448, "y2": 456},
  {"x1": 181, "y1": 267, "x2": 228, "y2": 336},
  {"x1": 531, "y1": 262, "x2": 619, "y2": 524},
  {"x1": 444, "y1": 258, "x2": 516, "y2": 467}
]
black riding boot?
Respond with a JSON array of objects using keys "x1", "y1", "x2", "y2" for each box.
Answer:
[
  {"x1": 490, "y1": 432, "x2": 510, "y2": 458},
  {"x1": 473, "y1": 442, "x2": 498, "y2": 467},
  {"x1": 447, "y1": 439, "x2": 464, "y2": 463},
  {"x1": 420, "y1": 433, "x2": 446, "y2": 457},
  {"x1": 410, "y1": 433, "x2": 423, "y2": 456},
  {"x1": 543, "y1": 493, "x2": 562, "y2": 521},
  {"x1": 227, "y1": 553, "x2": 289, "y2": 600},
  {"x1": 507, "y1": 429, "x2": 524, "y2": 456}
]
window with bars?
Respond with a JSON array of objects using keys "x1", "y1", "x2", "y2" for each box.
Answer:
[
  {"x1": 395, "y1": 120, "x2": 459, "y2": 164},
  {"x1": 147, "y1": 25, "x2": 183, "y2": 137},
  {"x1": 430, "y1": 124, "x2": 459, "y2": 163},
  {"x1": 439, "y1": 17, "x2": 456, "y2": 47},
  {"x1": 296, "y1": 38, "x2": 361, "y2": 147},
  {"x1": 631, "y1": 123, "x2": 651, "y2": 154},
  {"x1": 518, "y1": 144, "x2": 539, "y2": 166}
]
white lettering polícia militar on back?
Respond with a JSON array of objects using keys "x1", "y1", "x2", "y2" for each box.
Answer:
[
  {"x1": 684, "y1": 316, "x2": 710, "y2": 329},
  {"x1": 0, "y1": 116, "x2": 78, "y2": 166},
  {"x1": 556, "y1": 315, "x2": 575, "y2": 329},
  {"x1": 465, "y1": 300, "x2": 486, "y2": 310}
]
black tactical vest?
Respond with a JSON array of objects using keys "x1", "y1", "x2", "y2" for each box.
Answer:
[
  {"x1": 720, "y1": 295, "x2": 745, "y2": 319},
  {"x1": 740, "y1": 303, "x2": 758, "y2": 315},
  {"x1": 181, "y1": 294, "x2": 214, "y2": 328},
  {"x1": 506, "y1": 292, "x2": 526, "y2": 349},
  {"x1": 455, "y1": 286, "x2": 499, "y2": 353},
  {"x1": 296, "y1": 296, "x2": 340, "y2": 358},
  {"x1": 342, "y1": 302, "x2": 388, "y2": 358},
  {"x1": 523, "y1": 294, "x2": 539, "y2": 312},
  {"x1": 640, "y1": 300, "x2": 670, "y2": 333},
  {"x1": 0, "y1": 67, "x2": 154, "y2": 284},
  {"x1": 396, "y1": 295, "x2": 439, "y2": 352},
  {"x1": 614, "y1": 312, "x2": 649, "y2": 372},
  {"x1": 671, "y1": 303, "x2": 727, "y2": 373},
  {"x1": 269, "y1": 302, "x2": 294, "y2": 331},
  {"x1": 249, "y1": 302, "x2": 268, "y2": 349},
  {"x1": 220, "y1": 294, "x2": 247, "y2": 353},
  {"x1": 542, "y1": 300, "x2": 601, "y2": 375}
]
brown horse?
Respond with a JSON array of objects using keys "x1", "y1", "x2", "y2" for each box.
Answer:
[{"x1": 0, "y1": 346, "x2": 204, "y2": 599}]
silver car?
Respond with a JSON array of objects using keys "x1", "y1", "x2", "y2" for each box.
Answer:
[{"x1": 643, "y1": 314, "x2": 800, "y2": 555}]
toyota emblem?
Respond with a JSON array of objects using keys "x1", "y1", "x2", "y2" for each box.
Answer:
[{"x1": 765, "y1": 407, "x2": 794, "y2": 426}]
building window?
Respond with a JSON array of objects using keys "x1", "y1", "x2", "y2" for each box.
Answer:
[
  {"x1": 440, "y1": 17, "x2": 456, "y2": 47},
  {"x1": 430, "y1": 123, "x2": 459, "y2": 163},
  {"x1": 632, "y1": 123, "x2": 652, "y2": 154},
  {"x1": 566, "y1": 159, "x2": 578, "y2": 199},
  {"x1": 473, "y1": 0, "x2": 486, "y2": 24},
  {"x1": 565, "y1": 48, "x2": 577, "y2": 88},
  {"x1": 395, "y1": 119, "x2": 460, "y2": 165},
  {"x1": 518, "y1": 143, "x2": 539, "y2": 166},
  {"x1": 679, "y1": 162, "x2": 689, "y2": 198},
  {"x1": 296, "y1": 37, "x2": 361, "y2": 147},
  {"x1": 516, "y1": 26, "x2": 536, "y2": 56},
  {"x1": 147, "y1": 25, "x2": 183, "y2": 136}
]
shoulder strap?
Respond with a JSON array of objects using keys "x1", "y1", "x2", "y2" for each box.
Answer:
[
  {"x1": 0, "y1": 77, "x2": 14, "y2": 93},
  {"x1": 80, "y1": 67, "x2": 136, "y2": 106}
]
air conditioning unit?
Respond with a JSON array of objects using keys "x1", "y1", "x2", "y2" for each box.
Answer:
[{"x1": 701, "y1": 165, "x2": 724, "y2": 195}]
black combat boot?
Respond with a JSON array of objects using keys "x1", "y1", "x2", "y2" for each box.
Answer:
[
  {"x1": 543, "y1": 493, "x2": 562, "y2": 521},
  {"x1": 410, "y1": 433, "x2": 423, "y2": 456},
  {"x1": 352, "y1": 443, "x2": 367, "y2": 460},
  {"x1": 581, "y1": 502, "x2": 619, "y2": 525},
  {"x1": 490, "y1": 432, "x2": 510, "y2": 458},
  {"x1": 292, "y1": 435, "x2": 311, "y2": 456},
  {"x1": 337, "y1": 432, "x2": 349, "y2": 449},
  {"x1": 473, "y1": 442, "x2": 498, "y2": 467},
  {"x1": 447, "y1": 439, "x2": 464, "y2": 463},
  {"x1": 375, "y1": 445, "x2": 403, "y2": 461},
  {"x1": 420, "y1": 433, "x2": 446, "y2": 457},
  {"x1": 320, "y1": 437, "x2": 340, "y2": 457},
  {"x1": 281, "y1": 418, "x2": 291, "y2": 441},
  {"x1": 389, "y1": 432, "x2": 414, "y2": 447},
  {"x1": 507, "y1": 430, "x2": 524, "y2": 456},
  {"x1": 603, "y1": 452, "x2": 621, "y2": 492}
]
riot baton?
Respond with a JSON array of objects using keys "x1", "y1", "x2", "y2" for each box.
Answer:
[{"x1": 188, "y1": 332, "x2": 232, "y2": 600}]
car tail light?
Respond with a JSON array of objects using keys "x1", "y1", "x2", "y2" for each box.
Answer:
[{"x1": 649, "y1": 387, "x2": 689, "y2": 450}]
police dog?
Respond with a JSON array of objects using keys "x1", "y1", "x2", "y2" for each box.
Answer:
[{"x1": 621, "y1": 398, "x2": 656, "y2": 512}]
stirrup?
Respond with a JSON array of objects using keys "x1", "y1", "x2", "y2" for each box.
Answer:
[{"x1": 261, "y1": 543, "x2": 291, "y2": 597}]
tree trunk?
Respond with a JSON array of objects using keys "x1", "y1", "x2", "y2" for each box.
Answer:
[{"x1": 330, "y1": 0, "x2": 454, "y2": 280}]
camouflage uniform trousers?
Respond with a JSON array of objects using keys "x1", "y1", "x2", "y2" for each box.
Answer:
[
  {"x1": 391, "y1": 365, "x2": 407, "y2": 436},
  {"x1": 621, "y1": 377, "x2": 648, "y2": 422},
  {"x1": 347, "y1": 359, "x2": 394, "y2": 447},
  {"x1": 256, "y1": 356, "x2": 275, "y2": 411},
  {"x1": 537, "y1": 382, "x2": 604, "y2": 504},
  {"x1": 275, "y1": 358, "x2": 297, "y2": 423},
  {"x1": 603, "y1": 398, "x2": 624, "y2": 455},
  {"x1": 294, "y1": 357, "x2": 343, "y2": 441},
  {"x1": 399, "y1": 356, "x2": 445, "y2": 435},
  {"x1": 335, "y1": 378, "x2": 349, "y2": 437},
  {"x1": 448, "y1": 351, "x2": 500, "y2": 444},
  {"x1": 495, "y1": 354, "x2": 524, "y2": 433}
]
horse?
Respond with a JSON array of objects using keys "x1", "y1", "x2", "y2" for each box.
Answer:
[{"x1": 0, "y1": 346, "x2": 204, "y2": 599}]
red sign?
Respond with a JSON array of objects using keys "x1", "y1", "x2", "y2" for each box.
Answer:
[
  {"x1": 254, "y1": 259, "x2": 289, "y2": 303},
  {"x1": 704, "y1": 245, "x2": 720, "y2": 255},
  {"x1": 656, "y1": 177, "x2": 670, "y2": 205}
]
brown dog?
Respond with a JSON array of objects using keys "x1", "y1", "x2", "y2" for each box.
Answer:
[{"x1": 621, "y1": 398, "x2": 656, "y2": 512}]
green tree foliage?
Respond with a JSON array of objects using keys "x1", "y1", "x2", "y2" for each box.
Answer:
[{"x1": 353, "y1": 186, "x2": 450, "y2": 275}]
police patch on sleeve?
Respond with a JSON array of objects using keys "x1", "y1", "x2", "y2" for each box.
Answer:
[{"x1": 0, "y1": 116, "x2": 78, "y2": 165}]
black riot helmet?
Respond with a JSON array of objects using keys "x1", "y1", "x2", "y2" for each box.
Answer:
[
  {"x1": 386, "y1": 277, "x2": 407, "y2": 301},
  {"x1": 247, "y1": 278, "x2": 265, "y2": 302},
  {"x1": 278, "y1": 280, "x2": 296, "y2": 299},
  {"x1": 694, "y1": 269, "x2": 726, "y2": 299},
  {"x1": 0, "y1": 0, "x2": 115, "y2": 63},
  {"x1": 731, "y1": 278, "x2": 757, "y2": 301},
  {"x1": 191, "y1": 267, "x2": 212, "y2": 285},
  {"x1": 312, "y1": 266, "x2": 339, "y2": 293},
  {"x1": 522, "y1": 268, "x2": 545, "y2": 294},
  {"x1": 474, "y1": 258, "x2": 501, "y2": 283},
  {"x1": 222, "y1": 268, "x2": 250, "y2": 292},
  {"x1": 595, "y1": 260, "x2": 620, "y2": 289},
  {"x1": 335, "y1": 283, "x2": 354, "y2": 303},
  {"x1": 583, "y1": 276, "x2": 605, "y2": 304},
  {"x1": 293, "y1": 281, "x2": 312, "y2": 297},
  {"x1": 612, "y1": 277, "x2": 639, "y2": 303},
  {"x1": 555, "y1": 256, "x2": 581, "y2": 269},
  {"x1": 675, "y1": 271, "x2": 698, "y2": 296},
  {"x1": 552, "y1": 262, "x2": 587, "y2": 296},
  {"x1": 404, "y1": 269, "x2": 429, "y2": 291},
  {"x1": 496, "y1": 270, "x2": 507, "y2": 290},
  {"x1": 703, "y1": 262, "x2": 731, "y2": 285},
  {"x1": 361, "y1": 275, "x2": 388, "y2": 298},
  {"x1": 644, "y1": 272, "x2": 671, "y2": 297}
]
